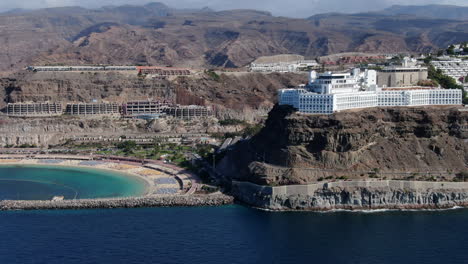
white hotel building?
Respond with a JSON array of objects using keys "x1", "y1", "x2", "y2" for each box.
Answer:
[{"x1": 279, "y1": 69, "x2": 462, "y2": 114}]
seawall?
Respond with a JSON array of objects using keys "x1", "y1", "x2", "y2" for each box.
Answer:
[
  {"x1": 232, "y1": 180, "x2": 468, "y2": 211},
  {"x1": 0, "y1": 194, "x2": 234, "y2": 211}
]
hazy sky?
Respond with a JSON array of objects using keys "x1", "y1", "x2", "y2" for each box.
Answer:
[{"x1": 2, "y1": 0, "x2": 468, "y2": 17}]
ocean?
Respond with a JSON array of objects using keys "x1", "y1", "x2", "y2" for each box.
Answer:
[{"x1": 1, "y1": 206, "x2": 467, "y2": 264}]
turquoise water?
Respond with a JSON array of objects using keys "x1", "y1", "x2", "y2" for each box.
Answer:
[{"x1": 0, "y1": 165, "x2": 147, "y2": 200}]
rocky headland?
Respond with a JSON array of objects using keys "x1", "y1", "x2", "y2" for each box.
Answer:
[{"x1": 219, "y1": 105, "x2": 468, "y2": 211}]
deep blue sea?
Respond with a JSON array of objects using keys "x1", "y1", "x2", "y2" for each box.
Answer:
[{"x1": 1, "y1": 206, "x2": 468, "y2": 264}]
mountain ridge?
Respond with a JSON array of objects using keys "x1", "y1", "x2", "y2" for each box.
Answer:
[
  {"x1": 0, "y1": 3, "x2": 466, "y2": 72},
  {"x1": 380, "y1": 4, "x2": 468, "y2": 21}
]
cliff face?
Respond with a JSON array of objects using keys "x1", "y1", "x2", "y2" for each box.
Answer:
[
  {"x1": 218, "y1": 105, "x2": 468, "y2": 185},
  {"x1": 232, "y1": 181, "x2": 468, "y2": 211},
  {"x1": 0, "y1": 72, "x2": 173, "y2": 108},
  {"x1": 0, "y1": 116, "x2": 233, "y2": 147},
  {"x1": 173, "y1": 72, "x2": 307, "y2": 116},
  {"x1": 0, "y1": 117, "x2": 145, "y2": 147}
]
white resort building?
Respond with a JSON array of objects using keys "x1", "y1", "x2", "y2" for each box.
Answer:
[
  {"x1": 279, "y1": 69, "x2": 462, "y2": 114},
  {"x1": 431, "y1": 59, "x2": 468, "y2": 83}
]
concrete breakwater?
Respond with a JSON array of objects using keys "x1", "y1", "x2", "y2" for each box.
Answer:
[
  {"x1": 232, "y1": 181, "x2": 468, "y2": 211},
  {"x1": 0, "y1": 194, "x2": 234, "y2": 211}
]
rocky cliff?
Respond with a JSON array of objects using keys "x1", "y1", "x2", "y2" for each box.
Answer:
[
  {"x1": 0, "y1": 116, "x2": 145, "y2": 147},
  {"x1": 218, "y1": 105, "x2": 468, "y2": 186},
  {"x1": 173, "y1": 72, "x2": 306, "y2": 119},
  {"x1": 232, "y1": 181, "x2": 468, "y2": 211},
  {"x1": 0, "y1": 72, "x2": 173, "y2": 107},
  {"x1": 0, "y1": 115, "x2": 236, "y2": 147}
]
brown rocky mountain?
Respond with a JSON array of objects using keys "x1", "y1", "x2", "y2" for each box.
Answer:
[{"x1": 0, "y1": 3, "x2": 467, "y2": 72}]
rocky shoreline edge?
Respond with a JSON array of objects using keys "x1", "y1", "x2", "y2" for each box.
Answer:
[
  {"x1": 0, "y1": 194, "x2": 234, "y2": 211},
  {"x1": 231, "y1": 180, "x2": 468, "y2": 211},
  {"x1": 252, "y1": 204, "x2": 468, "y2": 212},
  {"x1": 6, "y1": 180, "x2": 468, "y2": 212}
]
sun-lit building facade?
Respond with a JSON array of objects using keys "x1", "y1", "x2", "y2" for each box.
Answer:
[{"x1": 278, "y1": 69, "x2": 462, "y2": 114}]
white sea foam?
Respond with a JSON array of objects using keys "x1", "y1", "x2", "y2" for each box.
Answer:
[{"x1": 252, "y1": 206, "x2": 467, "y2": 214}]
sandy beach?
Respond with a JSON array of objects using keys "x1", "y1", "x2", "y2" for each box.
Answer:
[{"x1": 0, "y1": 156, "x2": 186, "y2": 198}]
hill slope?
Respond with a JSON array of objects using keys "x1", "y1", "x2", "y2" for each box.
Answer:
[{"x1": 0, "y1": 4, "x2": 467, "y2": 72}]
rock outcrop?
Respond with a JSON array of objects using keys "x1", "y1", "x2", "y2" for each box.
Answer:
[
  {"x1": 232, "y1": 181, "x2": 468, "y2": 211},
  {"x1": 0, "y1": 116, "x2": 228, "y2": 147},
  {"x1": 0, "y1": 72, "x2": 173, "y2": 108},
  {"x1": 0, "y1": 116, "x2": 145, "y2": 147},
  {"x1": 218, "y1": 105, "x2": 468, "y2": 185}
]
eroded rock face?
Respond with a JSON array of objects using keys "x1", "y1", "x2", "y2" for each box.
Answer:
[
  {"x1": 218, "y1": 105, "x2": 468, "y2": 185},
  {"x1": 231, "y1": 181, "x2": 468, "y2": 211},
  {"x1": 0, "y1": 72, "x2": 173, "y2": 108},
  {"x1": 0, "y1": 116, "x2": 226, "y2": 147}
]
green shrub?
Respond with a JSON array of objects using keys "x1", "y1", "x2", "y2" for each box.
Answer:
[
  {"x1": 456, "y1": 171, "x2": 468, "y2": 182},
  {"x1": 116, "y1": 141, "x2": 138, "y2": 154},
  {"x1": 18, "y1": 143, "x2": 37, "y2": 148},
  {"x1": 219, "y1": 119, "x2": 245, "y2": 126},
  {"x1": 242, "y1": 124, "x2": 264, "y2": 138},
  {"x1": 206, "y1": 70, "x2": 221, "y2": 82}
]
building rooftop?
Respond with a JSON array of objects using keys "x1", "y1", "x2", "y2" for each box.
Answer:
[{"x1": 382, "y1": 87, "x2": 437, "y2": 91}]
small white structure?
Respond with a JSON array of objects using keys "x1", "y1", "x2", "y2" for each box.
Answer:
[
  {"x1": 27, "y1": 66, "x2": 137, "y2": 72},
  {"x1": 250, "y1": 60, "x2": 319, "y2": 73},
  {"x1": 279, "y1": 69, "x2": 463, "y2": 114}
]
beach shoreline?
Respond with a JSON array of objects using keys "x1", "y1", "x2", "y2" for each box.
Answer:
[
  {"x1": 0, "y1": 156, "x2": 194, "y2": 202},
  {"x1": 0, "y1": 162, "x2": 154, "y2": 197},
  {"x1": 0, "y1": 157, "x2": 237, "y2": 211}
]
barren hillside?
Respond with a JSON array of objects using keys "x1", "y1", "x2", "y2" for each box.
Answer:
[
  {"x1": 0, "y1": 71, "x2": 307, "y2": 120},
  {"x1": 0, "y1": 3, "x2": 467, "y2": 72}
]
